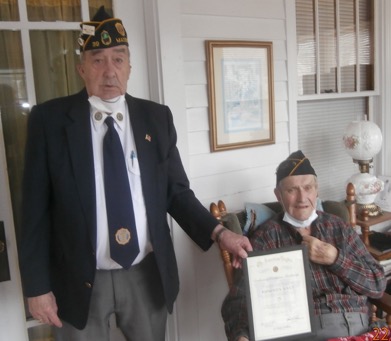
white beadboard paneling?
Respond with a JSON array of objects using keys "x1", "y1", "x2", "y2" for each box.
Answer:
[
  {"x1": 181, "y1": 15, "x2": 286, "y2": 40},
  {"x1": 274, "y1": 81, "x2": 288, "y2": 101},
  {"x1": 182, "y1": 38, "x2": 207, "y2": 61},
  {"x1": 191, "y1": 164, "x2": 277, "y2": 200},
  {"x1": 273, "y1": 39, "x2": 287, "y2": 60},
  {"x1": 188, "y1": 131, "x2": 211, "y2": 155},
  {"x1": 274, "y1": 100, "x2": 288, "y2": 122},
  {"x1": 186, "y1": 107, "x2": 209, "y2": 132},
  {"x1": 205, "y1": 185, "x2": 278, "y2": 213},
  {"x1": 181, "y1": 0, "x2": 285, "y2": 19},
  {"x1": 195, "y1": 247, "x2": 227, "y2": 341},
  {"x1": 275, "y1": 121, "x2": 289, "y2": 143},
  {"x1": 185, "y1": 84, "x2": 208, "y2": 108},
  {"x1": 184, "y1": 61, "x2": 206, "y2": 85},
  {"x1": 189, "y1": 143, "x2": 287, "y2": 177},
  {"x1": 274, "y1": 60, "x2": 287, "y2": 81}
]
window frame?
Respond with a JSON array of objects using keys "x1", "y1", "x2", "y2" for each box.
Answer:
[
  {"x1": 296, "y1": 0, "x2": 378, "y2": 101},
  {"x1": 0, "y1": 0, "x2": 91, "y2": 108}
]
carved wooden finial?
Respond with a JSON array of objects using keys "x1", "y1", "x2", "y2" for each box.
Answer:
[
  {"x1": 210, "y1": 202, "x2": 221, "y2": 219},
  {"x1": 346, "y1": 182, "x2": 357, "y2": 226},
  {"x1": 346, "y1": 182, "x2": 355, "y2": 200},
  {"x1": 218, "y1": 200, "x2": 227, "y2": 216},
  {"x1": 361, "y1": 208, "x2": 369, "y2": 222}
]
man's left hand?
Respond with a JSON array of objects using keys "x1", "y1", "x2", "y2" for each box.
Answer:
[{"x1": 302, "y1": 235, "x2": 338, "y2": 265}]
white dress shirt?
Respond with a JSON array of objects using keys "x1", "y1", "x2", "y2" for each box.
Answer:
[{"x1": 89, "y1": 95, "x2": 152, "y2": 269}]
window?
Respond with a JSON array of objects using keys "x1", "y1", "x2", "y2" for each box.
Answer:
[
  {"x1": 298, "y1": 98, "x2": 363, "y2": 200},
  {"x1": 0, "y1": 1, "x2": 112, "y2": 339},
  {"x1": 296, "y1": 0, "x2": 374, "y2": 96},
  {"x1": 296, "y1": 0, "x2": 376, "y2": 200}
]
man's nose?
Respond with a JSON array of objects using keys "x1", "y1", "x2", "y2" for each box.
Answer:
[
  {"x1": 103, "y1": 60, "x2": 116, "y2": 75},
  {"x1": 297, "y1": 188, "x2": 306, "y2": 201}
]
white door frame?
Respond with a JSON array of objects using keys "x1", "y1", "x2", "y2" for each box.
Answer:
[{"x1": 0, "y1": 113, "x2": 28, "y2": 340}]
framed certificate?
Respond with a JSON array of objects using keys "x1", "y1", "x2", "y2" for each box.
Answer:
[{"x1": 244, "y1": 245, "x2": 315, "y2": 341}]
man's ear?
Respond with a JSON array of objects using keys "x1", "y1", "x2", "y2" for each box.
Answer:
[
  {"x1": 76, "y1": 63, "x2": 84, "y2": 78},
  {"x1": 274, "y1": 187, "x2": 281, "y2": 202}
]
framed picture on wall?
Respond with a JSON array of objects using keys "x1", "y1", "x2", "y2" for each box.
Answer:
[{"x1": 205, "y1": 40, "x2": 275, "y2": 152}]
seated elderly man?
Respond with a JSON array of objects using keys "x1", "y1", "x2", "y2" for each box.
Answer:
[{"x1": 221, "y1": 150, "x2": 386, "y2": 341}]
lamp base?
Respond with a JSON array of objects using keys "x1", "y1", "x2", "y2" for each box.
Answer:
[{"x1": 356, "y1": 203, "x2": 382, "y2": 218}]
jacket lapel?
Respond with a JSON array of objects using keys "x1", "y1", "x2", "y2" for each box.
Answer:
[
  {"x1": 126, "y1": 95, "x2": 159, "y2": 224},
  {"x1": 65, "y1": 91, "x2": 97, "y2": 250}
]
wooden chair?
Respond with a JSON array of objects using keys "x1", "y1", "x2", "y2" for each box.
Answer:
[{"x1": 210, "y1": 183, "x2": 391, "y2": 327}]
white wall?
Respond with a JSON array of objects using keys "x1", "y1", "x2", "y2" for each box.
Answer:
[
  {"x1": 181, "y1": 0, "x2": 291, "y2": 211},
  {"x1": 161, "y1": 1, "x2": 293, "y2": 340}
]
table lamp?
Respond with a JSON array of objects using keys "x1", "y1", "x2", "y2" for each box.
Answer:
[{"x1": 342, "y1": 119, "x2": 384, "y2": 217}]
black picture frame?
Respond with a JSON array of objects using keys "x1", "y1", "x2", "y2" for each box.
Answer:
[{"x1": 243, "y1": 245, "x2": 315, "y2": 341}]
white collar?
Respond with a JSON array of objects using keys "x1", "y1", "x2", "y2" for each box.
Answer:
[
  {"x1": 88, "y1": 95, "x2": 125, "y2": 114},
  {"x1": 283, "y1": 210, "x2": 318, "y2": 229},
  {"x1": 89, "y1": 95, "x2": 127, "y2": 131}
]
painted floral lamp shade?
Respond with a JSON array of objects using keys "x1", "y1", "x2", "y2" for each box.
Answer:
[
  {"x1": 343, "y1": 119, "x2": 384, "y2": 215},
  {"x1": 343, "y1": 120, "x2": 383, "y2": 162}
]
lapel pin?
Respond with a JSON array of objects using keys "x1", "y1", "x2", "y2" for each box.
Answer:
[
  {"x1": 116, "y1": 112, "x2": 123, "y2": 121},
  {"x1": 94, "y1": 111, "x2": 103, "y2": 121},
  {"x1": 145, "y1": 134, "x2": 151, "y2": 142}
]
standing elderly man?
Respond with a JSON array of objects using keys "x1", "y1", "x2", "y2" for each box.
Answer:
[
  {"x1": 221, "y1": 150, "x2": 386, "y2": 341},
  {"x1": 18, "y1": 6, "x2": 252, "y2": 341}
]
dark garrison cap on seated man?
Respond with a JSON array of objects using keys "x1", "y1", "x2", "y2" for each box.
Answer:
[
  {"x1": 78, "y1": 6, "x2": 128, "y2": 52},
  {"x1": 276, "y1": 150, "x2": 317, "y2": 185}
]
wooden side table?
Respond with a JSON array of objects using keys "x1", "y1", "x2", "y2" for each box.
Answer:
[{"x1": 356, "y1": 211, "x2": 391, "y2": 261}]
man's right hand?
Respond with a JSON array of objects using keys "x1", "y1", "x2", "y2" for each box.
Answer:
[
  {"x1": 212, "y1": 224, "x2": 253, "y2": 268},
  {"x1": 28, "y1": 292, "x2": 63, "y2": 327},
  {"x1": 238, "y1": 337, "x2": 249, "y2": 341}
]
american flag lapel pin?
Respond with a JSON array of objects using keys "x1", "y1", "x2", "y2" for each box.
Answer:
[{"x1": 145, "y1": 134, "x2": 151, "y2": 142}]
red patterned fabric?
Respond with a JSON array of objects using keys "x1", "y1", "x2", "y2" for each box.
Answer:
[{"x1": 327, "y1": 327, "x2": 391, "y2": 341}]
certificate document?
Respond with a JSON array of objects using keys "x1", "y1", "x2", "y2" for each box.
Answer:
[{"x1": 244, "y1": 245, "x2": 315, "y2": 341}]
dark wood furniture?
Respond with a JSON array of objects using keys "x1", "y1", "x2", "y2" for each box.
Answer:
[{"x1": 357, "y1": 210, "x2": 391, "y2": 261}]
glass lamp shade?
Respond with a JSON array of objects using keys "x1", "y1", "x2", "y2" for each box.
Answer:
[
  {"x1": 343, "y1": 120, "x2": 384, "y2": 215},
  {"x1": 347, "y1": 172, "x2": 384, "y2": 205},
  {"x1": 342, "y1": 120, "x2": 383, "y2": 161}
]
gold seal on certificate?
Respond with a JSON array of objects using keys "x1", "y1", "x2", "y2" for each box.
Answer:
[{"x1": 115, "y1": 227, "x2": 131, "y2": 245}]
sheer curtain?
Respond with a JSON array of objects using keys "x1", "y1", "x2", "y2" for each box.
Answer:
[
  {"x1": 0, "y1": 29, "x2": 27, "y2": 243},
  {"x1": 27, "y1": 0, "x2": 83, "y2": 103},
  {"x1": 28, "y1": 0, "x2": 112, "y2": 103},
  {"x1": 0, "y1": 0, "x2": 19, "y2": 21},
  {"x1": 30, "y1": 30, "x2": 84, "y2": 104}
]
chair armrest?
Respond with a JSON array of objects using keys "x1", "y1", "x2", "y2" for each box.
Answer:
[
  {"x1": 371, "y1": 292, "x2": 391, "y2": 315},
  {"x1": 369, "y1": 292, "x2": 391, "y2": 327}
]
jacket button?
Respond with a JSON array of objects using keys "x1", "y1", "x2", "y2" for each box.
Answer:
[{"x1": 85, "y1": 282, "x2": 92, "y2": 289}]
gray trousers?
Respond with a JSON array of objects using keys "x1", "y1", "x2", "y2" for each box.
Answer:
[
  {"x1": 54, "y1": 253, "x2": 167, "y2": 341},
  {"x1": 299, "y1": 312, "x2": 369, "y2": 341}
]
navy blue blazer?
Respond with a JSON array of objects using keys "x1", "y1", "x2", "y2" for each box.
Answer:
[{"x1": 19, "y1": 89, "x2": 218, "y2": 329}]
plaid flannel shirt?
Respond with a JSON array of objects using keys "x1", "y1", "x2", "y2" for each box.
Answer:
[{"x1": 221, "y1": 211, "x2": 386, "y2": 341}]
